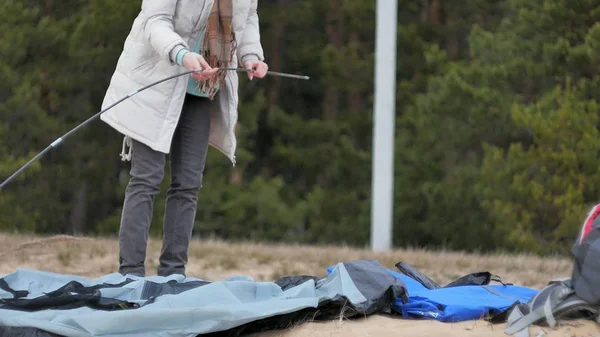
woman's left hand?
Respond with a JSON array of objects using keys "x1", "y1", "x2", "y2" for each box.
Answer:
[{"x1": 243, "y1": 60, "x2": 268, "y2": 80}]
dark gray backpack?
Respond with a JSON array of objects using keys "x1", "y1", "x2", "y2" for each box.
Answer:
[
  {"x1": 570, "y1": 204, "x2": 600, "y2": 305},
  {"x1": 505, "y1": 204, "x2": 600, "y2": 336}
]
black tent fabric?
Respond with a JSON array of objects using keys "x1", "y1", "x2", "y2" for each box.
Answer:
[{"x1": 395, "y1": 261, "x2": 511, "y2": 289}]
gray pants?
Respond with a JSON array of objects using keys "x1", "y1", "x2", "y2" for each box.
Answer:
[{"x1": 118, "y1": 94, "x2": 211, "y2": 277}]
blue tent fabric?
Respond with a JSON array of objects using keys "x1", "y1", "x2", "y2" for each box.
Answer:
[
  {"x1": 326, "y1": 265, "x2": 538, "y2": 323},
  {"x1": 395, "y1": 284, "x2": 538, "y2": 322}
]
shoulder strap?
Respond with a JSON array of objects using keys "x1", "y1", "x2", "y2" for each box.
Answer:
[
  {"x1": 505, "y1": 280, "x2": 574, "y2": 336},
  {"x1": 505, "y1": 305, "x2": 531, "y2": 337}
]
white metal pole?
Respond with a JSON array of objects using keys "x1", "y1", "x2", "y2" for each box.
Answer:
[{"x1": 371, "y1": 0, "x2": 397, "y2": 251}]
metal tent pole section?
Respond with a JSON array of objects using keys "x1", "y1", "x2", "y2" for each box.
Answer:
[
  {"x1": 0, "y1": 68, "x2": 310, "y2": 191},
  {"x1": 0, "y1": 69, "x2": 197, "y2": 190},
  {"x1": 370, "y1": 0, "x2": 398, "y2": 252},
  {"x1": 221, "y1": 67, "x2": 310, "y2": 80}
]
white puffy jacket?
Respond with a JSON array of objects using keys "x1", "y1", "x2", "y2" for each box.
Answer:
[{"x1": 100, "y1": 0, "x2": 264, "y2": 165}]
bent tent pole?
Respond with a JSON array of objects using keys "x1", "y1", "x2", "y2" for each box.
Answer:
[{"x1": 0, "y1": 68, "x2": 309, "y2": 191}]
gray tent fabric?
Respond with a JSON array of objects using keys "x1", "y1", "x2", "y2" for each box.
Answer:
[
  {"x1": 0, "y1": 327, "x2": 61, "y2": 337},
  {"x1": 0, "y1": 260, "x2": 406, "y2": 337}
]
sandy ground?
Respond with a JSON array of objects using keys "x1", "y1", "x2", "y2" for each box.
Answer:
[
  {"x1": 256, "y1": 315, "x2": 600, "y2": 337},
  {"x1": 1, "y1": 233, "x2": 599, "y2": 337}
]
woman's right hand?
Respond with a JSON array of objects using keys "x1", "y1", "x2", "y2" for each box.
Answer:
[{"x1": 182, "y1": 52, "x2": 218, "y2": 81}]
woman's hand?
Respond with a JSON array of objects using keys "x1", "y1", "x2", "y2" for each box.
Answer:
[
  {"x1": 183, "y1": 52, "x2": 219, "y2": 81},
  {"x1": 243, "y1": 60, "x2": 268, "y2": 80}
]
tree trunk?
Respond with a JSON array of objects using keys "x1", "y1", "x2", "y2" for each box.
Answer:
[
  {"x1": 480, "y1": 6, "x2": 489, "y2": 29},
  {"x1": 69, "y1": 182, "x2": 87, "y2": 235},
  {"x1": 420, "y1": 0, "x2": 429, "y2": 23},
  {"x1": 267, "y1": 4, "x2": 285, "y2": 107},
  {"x1": 421, "y1": 0, "x2": 440, "y2": 25},
  {"x1": 446, "y1": 11, "x2": 459, "y2": 58},
  {"x1": 42, "y1": 0, "x2": 53, "y2": 17},
  {"x1": 346, "y1": 32, "x2": 363, "y2": 112},
  {"x1": 430, "y1": 0, "x2": 440, "y2": 25},
  {"x1": 323, "y1": 0, "x2": 345, "y2": 119}
]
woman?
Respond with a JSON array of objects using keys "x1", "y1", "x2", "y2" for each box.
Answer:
[{"x1": 100, "y1": 0, "x2": 268, "y2": 277}]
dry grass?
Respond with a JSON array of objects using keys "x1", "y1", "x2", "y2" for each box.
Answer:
[{"x1": 0, "y1": 233, "x2": 573, "y2": 289}]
